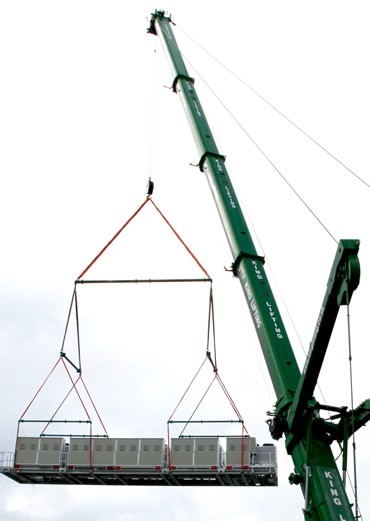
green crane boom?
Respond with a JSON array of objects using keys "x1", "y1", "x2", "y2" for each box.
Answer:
[{"x1": 148, "y1": 10, "x2": 369, "y2": 520}]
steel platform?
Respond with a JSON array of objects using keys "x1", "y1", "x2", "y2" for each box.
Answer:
[{"x1": 1, "y1": 466, "x2": 277, "y2": 486}]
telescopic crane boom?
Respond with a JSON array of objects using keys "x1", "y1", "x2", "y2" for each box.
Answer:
[{"x1": 148, "y1": 10, "x2": 370, "y2": 520}]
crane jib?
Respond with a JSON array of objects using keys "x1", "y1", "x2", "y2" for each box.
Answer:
[
  {"x1": 148, "y1": 10, "x2": 366, "y2": 520},
  {"x1": 149, "y1": 11, "x2": 302, "y2": 405}
]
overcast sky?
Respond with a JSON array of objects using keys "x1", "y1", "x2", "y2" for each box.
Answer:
[{"x1": 1, "y1": 2, "x2": 369, "y2": 520}]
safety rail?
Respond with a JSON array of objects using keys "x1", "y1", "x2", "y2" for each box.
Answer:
[{"x1": 0, "y1": 452, "x2": 14, "y2": 469}]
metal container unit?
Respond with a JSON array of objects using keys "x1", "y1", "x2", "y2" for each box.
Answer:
[
  {"x1": 170, "y1": 437, "x2": 223, "y2": 469},
  {"x1": 138, "y1": 438, "x2": 166, "y2": 467},
  {"x1": 91, "y1": 438, "x2": 115, "y2": 467},
  {"x1": 225, "y1": 437, "x2": 256, "y2": 468},
  {"x1": 15, "y1": 437, "x2": 39, "y2": 466},
  {"x1": 67, "y1": 438, "x2": 91, "y2": 466},
  {"x1": 65, "y1": 437, "x2": 166, "y2": 468},
  {"x1": 15, "y1": 437, "x2": 65, "y2": 467},
  {"x1": 115, "y1": 438, "x2": 165, "y2": 468},
  {"x1": 38, "y1": 438, "x2": 65, "y2": 466}
]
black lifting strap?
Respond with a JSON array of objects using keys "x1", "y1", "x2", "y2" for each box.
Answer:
[{"x1": 206, "y1": 285, "x2": 218, "y2": 373}]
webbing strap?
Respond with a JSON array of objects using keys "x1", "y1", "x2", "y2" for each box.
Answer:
[
  {"x1": 19, "y1": 358, "x2": 62, "y2": 420},
  {"x1": 80, "y1": 377, "x2": 108, "y2": 436},
  {"x1": 148, "y1": 198, "x2": 210, "y2": 278},
  {"x1": 168, "y1": 358, "x2": 208, "y2": 422},
  {"x1": 179, "y1": 375, "x2": 217, "y2": 437},
  {"x1": 77, "y1": 197, "x2": 211, "y2": 280},
  {"x1": 168, "y1": 356, "x2": 248, "y2": 438},
  {"x1": 18, "y1": 356, "x2": 108, "y2": 439},
  {"x1": 77, "y1": 198, "x2": 151, "y2": 280},
  {"x1": 206, "y1": 285, "x2": 217, "y2": 372},
  {"x1": 40, "y1": 374, "x2": 81, "y2": 435}
]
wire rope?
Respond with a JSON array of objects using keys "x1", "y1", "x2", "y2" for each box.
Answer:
[
  {"x1": 177, "y1": 33, "x2": 338, "y2": 419},
  {"x1": 26, "y1": 484, "x2": 34, "y2": 521},
  {"x1": 148, "y1": 38, "x2": 158, "y2": 180},
  {"x1": 182, "y1": 53, "x2": 338, "y2": 245},
  {"x1": 181, "y1": 48, "x2": 343, "y2": 430},
  {"x1": 346, "y1": 472, "x2": 363, "y2": 521},
  {"x1": 177, "y1": 32, "x2": 344, "y2": 439},
  {"x1": 177, "y1": 26, "x2": 369, "y2": 188},
  {"x1": 346, "y1": 292, "x2": 359, "y2": 519},
  {"x1": 263, "y1": 256, "x2": 330, "y2": 410},
  {"x1": 173, "y1": 27, "x2": 354, "y2": 417}
]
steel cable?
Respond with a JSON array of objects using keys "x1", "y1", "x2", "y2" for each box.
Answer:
[
  {"x1": 177, "y1": 25, "x2": 369, "y2": 189},
  {"x1": 181, "y1": 53, "x2": 338, "y2": 245}
]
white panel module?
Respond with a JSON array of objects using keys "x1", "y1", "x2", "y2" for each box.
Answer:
[
  {"x1": 138, "y1": 438, "x2": 165, "y2": 466},
  {"x1": 92, "y1": 438, "x2": 115, "y2": 466},
  {"x1": 225, "y1": 437, "x2": 256, "y2": 467},
  {"x1": 194, "y1": 438, "x2": 221, "y2": 467},
  {"x1": 15, "y1": 437, "x2": 40, "y2": 465},
  {"x1": 67, "y1": 438, "x2": 91, "y2": 466},
  {"x1": 38, "y1": 438, "x2": 65, "y2": 466},
  {"x1": 170, "y1": 438, "x2": 195, "y2": 466},
  {"x1": 115, "y1": 438, "x2": 140, "y2": 466}
]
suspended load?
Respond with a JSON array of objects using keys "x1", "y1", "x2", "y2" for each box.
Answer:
[
  {"x1": 0, "y1": 196, "x2": 277, "y2": 487},
  {"x1": 2, "y1": 435, "x2": 277, "y2": 486}
]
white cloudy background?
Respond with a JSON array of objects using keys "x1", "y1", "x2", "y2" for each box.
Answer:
[{"x1": 1, "y1": 1, "x2": 369, "y2": 520}]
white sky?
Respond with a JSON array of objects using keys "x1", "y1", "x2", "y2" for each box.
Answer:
[{"x1": 1, "y1": 1, "x2": 369, "y2": 520}]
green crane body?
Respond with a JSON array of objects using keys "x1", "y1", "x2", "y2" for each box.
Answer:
[{"x1": 148, "y1": 10, "x2": 370, "y2": 520}]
